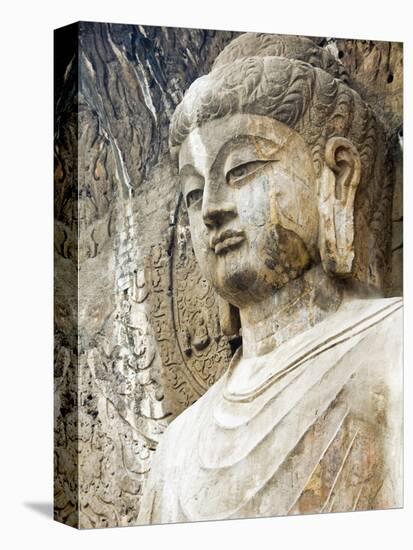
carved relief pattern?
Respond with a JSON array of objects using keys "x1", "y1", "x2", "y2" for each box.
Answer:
[
  {"x1": 55, "y1": 22, "x2": 238, "y2": 528},
  {"x1": 145, "y1": 202, "x2": 232, "y2": 420},
  {"x1": 172, "y1": 204, "x2": 231, "y2": 396}
]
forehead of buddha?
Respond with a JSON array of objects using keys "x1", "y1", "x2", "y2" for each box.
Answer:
[
  {"x1": 170, "y1": 34, "x2": 346, "y2": 143},
  {"x1": 169, "y1": 34, "x2": 376, "y2": 184},
  {"x1": 178, "y1": 113, "x2": 311, "y2": 180}
]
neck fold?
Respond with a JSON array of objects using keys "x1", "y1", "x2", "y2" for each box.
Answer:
[{"x1": 239, "y1": 265, "x2": 344, "y2": 358}]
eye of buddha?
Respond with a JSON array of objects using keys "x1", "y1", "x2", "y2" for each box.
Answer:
[
  {"x1": 226, "y1": 160, "x2": 272, "y2": 186},
  {"x1": 186, "y1": 188, "x2": 204, "y2": 208}
]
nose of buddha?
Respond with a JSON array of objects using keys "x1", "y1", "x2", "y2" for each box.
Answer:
[
  {"x1": 202, "y1": 184, "x2": 237, "y2": 229},
  {"x1": 202, "y1": 200, "x2": 237, "y2": 229}
]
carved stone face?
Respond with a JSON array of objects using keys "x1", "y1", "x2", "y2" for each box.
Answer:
[{"x1": 179, "y1": 114, "x2": 319, "y2": 307}]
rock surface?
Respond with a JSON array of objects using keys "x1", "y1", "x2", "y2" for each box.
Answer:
[{"x1": 54, "y1": 23, "x2": 403, "y2": 528}]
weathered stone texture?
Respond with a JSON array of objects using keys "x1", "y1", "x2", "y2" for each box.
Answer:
[
  {"x1": 335, "y1": 39, "x2": 403, "y2": 296},
  {"x1": 54, "y1": 25, "x2": 402, "y2": 528},
  {"x1": 54, "y1": 22, "x2": 239, "y2": 529},
  {"x1": 320, "y1": 37, "x2": 403, "y2": 295}
]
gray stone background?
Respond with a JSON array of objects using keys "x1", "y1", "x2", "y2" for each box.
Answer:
[{"x1": 54, "y1": 23, "x2": 402, "y2": 528}]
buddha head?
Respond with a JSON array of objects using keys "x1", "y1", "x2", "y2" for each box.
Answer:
[{"x1": 169, "y1": 33, "x2": 392, "y2": 321}]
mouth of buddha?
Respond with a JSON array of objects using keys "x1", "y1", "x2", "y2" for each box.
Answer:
[{"x1": 210, "y1": 229, "x2": 246, "y2": 255}]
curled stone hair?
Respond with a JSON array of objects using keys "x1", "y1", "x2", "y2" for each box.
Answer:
[{"x1": 169, "y1": 33, "x2": 393, "y2": 290}]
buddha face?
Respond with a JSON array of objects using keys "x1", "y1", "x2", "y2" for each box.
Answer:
[{"x1": 178, "y1": 114, "x2": 319, "y2": 308}]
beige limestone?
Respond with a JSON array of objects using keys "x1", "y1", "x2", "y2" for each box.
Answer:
[
  {"x1": 138, "y1": 33, "x2": 403, "y2": 524},
  {"x1": 54, "y1": 26, "x2": 403, "y2": 529}
]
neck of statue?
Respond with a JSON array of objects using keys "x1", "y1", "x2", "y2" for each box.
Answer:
[{"x1": 239, "y1": 264, "x2": 345, "y2": 359}]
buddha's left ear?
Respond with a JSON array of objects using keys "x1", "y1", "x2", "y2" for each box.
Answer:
[{"x1": 318, "y1": 137, "x2": 361, "y2": 277}]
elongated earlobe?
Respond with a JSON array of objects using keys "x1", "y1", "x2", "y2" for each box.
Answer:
[
  {"x1": 218, "y1": 296, "x2": 241, "y2": 338},
  {"x1": 318, "y1": 137, "x2": 361, "y2": 277}
]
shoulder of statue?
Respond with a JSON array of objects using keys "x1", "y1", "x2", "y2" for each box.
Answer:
[
  {"x1": 342, "y1": 295, "x2": 402, "y2": 322},
  {"x1": 162, "y1": 374, "x2": 227, "y2": 443},
  {"x1": 342, "y1": 295, "x2": 403, "y2": 345}
]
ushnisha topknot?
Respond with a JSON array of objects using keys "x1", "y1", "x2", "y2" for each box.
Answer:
[
  {"x1": 211, "y1": 33, "x2": 348, "y2": 80},
  {"x1": 169, "y1": 33, "x2": 365, "y2": 157},
  {"x1": 169, "y1": 32, "x2": 392, "y2": 290}
]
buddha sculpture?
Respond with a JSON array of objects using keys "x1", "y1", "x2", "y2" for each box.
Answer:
[{"x1": 137, "y1": 33, "x2": 403, "y2": 524}]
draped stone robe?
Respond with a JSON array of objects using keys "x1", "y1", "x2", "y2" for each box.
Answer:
[{"x1": 138, "y1": 297, "x2": 403, "y2": 525}]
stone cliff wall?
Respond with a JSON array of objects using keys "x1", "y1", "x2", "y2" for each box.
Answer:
[{"x1": 54, "y1": 24, "x2": 403, "y2": 528}]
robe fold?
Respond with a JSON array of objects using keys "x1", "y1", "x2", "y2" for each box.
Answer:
[{"x1": 138, "y1": 297, "x2": 403, "y2": 525}]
